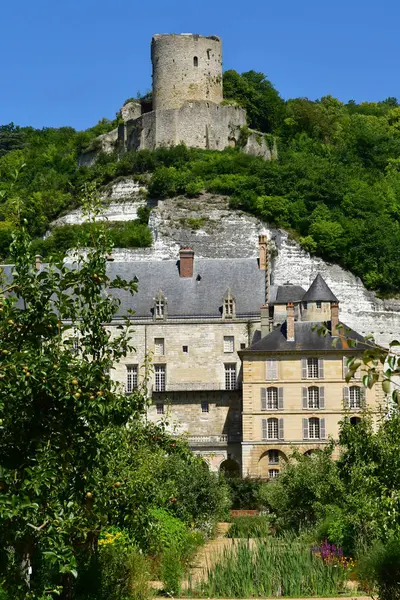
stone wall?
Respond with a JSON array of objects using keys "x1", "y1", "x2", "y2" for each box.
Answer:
[{"x1": 151, "y1": 34, "x2": 223, "y2": 111}]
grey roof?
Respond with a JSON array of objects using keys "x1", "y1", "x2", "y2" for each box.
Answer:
[
  {"x1": 302, "y1": 274, "x2": 338, "y2": 303},
  {"x1": 106, "y1": 258, "x2": 265, "y2": 318},
  {"x1": 243, "y1": 321, "x2": 370, "y2": 353},
  {"x1": 273, "y1": 285, "x2": 306, "y2": 305}
]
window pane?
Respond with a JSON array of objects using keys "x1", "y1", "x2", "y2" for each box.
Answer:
[
  {"x1": 223, "y1": 336, "x2": 234, "y2": 353},
  {"x1": 126, "y1": 365, "x2": 138, "y2": 393},
  {"x1": 156, "y1": 403, "x2": 164, "y2": 415},
  {"x1": 155, "y1": 365, "x2": 166, "y2": 392},
  {"x1": 224, "y1": 364, "x2": 236, "y2": 390},
  {"x1": 307, "y1": 358, "x2": 319, "y2": 378},
  {"x1": 201, "y1": 401, "x2": 209, "y2": 413},
  {"x1": 268, "y1": 450, "x2": 279, "y2": 464},
  {"x1": 308, "y1": 387, "x2": 320, "y2": 409},
  {"x1": 267, "y1": 387, "x2": 278, "y2": 410},
  {"x1": 269, "y1": 469, "x2": 279, "y2": 479},
  {"x1": 309, "y1": 417, "x2": 320, "y2": 439},
  {"x1": 350, "y1": 386, "x2": 361, "y2": 408},
  {"x1": 154, "y1": 338, "x2": 165, "y2": 356},
  {"x1": 267, "y1": 418, "x2": 278, "y2": 439}
]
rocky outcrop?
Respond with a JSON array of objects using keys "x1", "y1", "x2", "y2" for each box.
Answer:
[{"x1": 51, "y1": 184, "x2": 400, "y2": 346}]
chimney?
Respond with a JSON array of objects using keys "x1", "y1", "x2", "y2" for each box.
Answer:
[
  {"x1": 331, "y1": 301, "x2": 339, "y2": 336},
  {"x1": 35, "y1": 255, "x2": 42, "y2": 270},
  {"x1": 179, "y1": 247, "x2": 194, "y2": 278},
  {"x1": 258, "y1": 234, "x2": 268, "y2": 270},
  {"x1": 260, "y1": 304, "x2": 270, "y2": 338},
  {"x1": 286, "y1": 302, "x2": 295, "y2": 342}
]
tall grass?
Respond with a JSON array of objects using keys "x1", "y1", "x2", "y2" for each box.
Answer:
[
  {"x1": 195, "y1": 534, "x2": 348, "y2": 598},
  {"x1": 227, "y1": 516, "x2": 270, "y2": 538}
]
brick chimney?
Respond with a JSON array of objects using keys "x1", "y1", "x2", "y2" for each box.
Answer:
[
  {"x1": 179, "y1": 247, "x2": 194, "y2": 278},
  {"x1": 258, "y1": 234, "x2": 268, "y2": 270},
  {"x1": 286, "y1": 302, "x2": 295, "y2": 342},
  {"x1": 35, "y1": 255, "x2": 42, "y2": 270},
  {"x1": 331, "y1": 301, "x2": 339, "y2": 336}
]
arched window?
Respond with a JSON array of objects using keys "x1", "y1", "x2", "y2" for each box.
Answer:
[
  {"x1": 349, "y1": 386, "x2": 361, "y2": 409},
  {"x1": 308, "y1": 386, "x2": 320, "y2": 409},
  {"x1": 308, "y1": 417, "x2": 320, "y2": 439},
  {"x1": 193, "y1": 56, "x2": 198, "y2": 67}
]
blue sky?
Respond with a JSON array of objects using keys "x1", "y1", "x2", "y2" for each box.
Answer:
[{"x1": 1, "y1": 0, "x2": 399, "y2": 130}]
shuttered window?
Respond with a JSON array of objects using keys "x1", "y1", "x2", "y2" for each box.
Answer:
[
  {"x1": 308, "y1": 386, "x2": 319, "y2": 409},
  {"x1": 303, "y1": 417, "x2": 326, "y2": 439},
  {"x1": 266, "y1": 359, "x2": 278, "y2": 380},
  {"x1": 302, "y1": 358, "x2": 324, "y2": 379},
  {"x1": 154, "y1": 338, "x2": 165, "y2": 356},
  {"x1": 261, "y1": 387, "x2": 284, "y2": 410},
  {"x1": 223, "y1": 336, "x2": 234, "y2": 353}
]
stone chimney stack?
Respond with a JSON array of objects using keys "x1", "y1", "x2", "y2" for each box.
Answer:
[
  {"x1": 258, "y1": 235, "x2": 268, "y2": 270},
  {"x1": 331, "y1": 301, "x2": 339, "y2": 336},
  {"x1": 179, "y1": 247, "x2": 194, "y2": 278},
  {"x1": 35, "y1": 255, "x2": 42, "y2": 270},
  {"x1": 286, "y1": 302, "x2": 295, "y2": 342}
]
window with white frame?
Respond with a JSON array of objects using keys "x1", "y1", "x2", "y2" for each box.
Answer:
[
  {"x1": 154, "y1": 365, "x2": 166, "y2": 392},
  {"x1": 307, "y1": 358, "x2": 319, "y2": 378},
  {"x1": 349, "y1": 386, "x2": 361, "y2": 409},
  {"x1": 269, "y1": 469, "x2": 279, "y2": 479},
  {"x1": 223, "y1": 336, "x2": 234, "y2": 353},
  {"x1": 156, "y1": 403, "x2": 164, "y2": 415},
  {"x1": 201, "y1": 401, "x2": 209, "y2": 413},
  {"x1": 222, "y1": 289, "x2": 236, "y2": 318},
  {"x1": 268, "y1": 450, "x2": 279, "y2": 465},
  {"x1": 266, "y1": 359, "x2": 278, "y2": 380},
  {"x1": 224, "y1": 363, "x2": 236, "y2": 390},
  {"x1": 267, "y1": 418, "x2": 279, "y2": 440},
  {"x1": 308, "y1": 386, "x2": 320, "y2": 409},
  {"x1": 154, "y1": 338, "x2": 165, "y2": 356},
  {"x1": 308, "y1": 417, "x2": 320, "y2": 439},
  {"x1": 126, "y1": 365, "x2": 138, "y2": 393},
  {"x1": 266, "y1": 387, "x2": 278, "y2": 410}
]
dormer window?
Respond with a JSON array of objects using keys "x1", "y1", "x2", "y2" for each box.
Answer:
[
  {"x1": 223, "y1": 288, "x2": 236, "y2": 319},
  {"x1": 153, "y1": 290, "x2": 167, "y2": 320}
]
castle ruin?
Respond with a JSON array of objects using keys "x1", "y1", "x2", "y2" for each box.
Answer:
[{"x1": 79, "y1": 34, "x2": 275, "y2": 166}]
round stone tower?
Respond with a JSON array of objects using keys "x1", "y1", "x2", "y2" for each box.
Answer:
[{"x1": 151, "y1": 34, "x2": 223, "y2": 111}]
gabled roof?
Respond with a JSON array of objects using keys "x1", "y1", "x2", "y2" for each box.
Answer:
[
  {"x1": 242, "y1": 321, "x2": 370, "y2": 353},
  {"x1": 302, "y1": 274, "x2": 338, "y2": 303}
]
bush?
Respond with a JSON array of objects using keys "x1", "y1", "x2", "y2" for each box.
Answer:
[
  {"x1": 78, "y1": 529, "x2": 152, "y2": 600},
  {"x1": 160, "y1": 545, "x2": 184, "y2": 596},
  {"x1": 357, "y1": 539, "x2": 400, "y2": 600},
  {"x1": 224, "y1": 475, "x2": 264, "y2": 510}
]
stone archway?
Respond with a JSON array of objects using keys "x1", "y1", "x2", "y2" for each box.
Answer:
[
  {"x1": 220, "y1": 458, "x2": 240, "y2": 476},
  {"x1": 258, "y1": 449, "x2": 288, "y2": 479}
]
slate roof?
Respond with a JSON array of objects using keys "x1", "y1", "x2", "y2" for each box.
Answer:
[
  {"x1": 242, "y1": 321, "x2": 370, "y2": 353},
  {"x1": 273, "y1": 285, "x2": 307, "y2": 304},
  {"x1": 105, "y1": 258, "x2": 265, "y2": 318},
  {"x1": 302, "y1": 274, "x2": 338, "y2": 303}
]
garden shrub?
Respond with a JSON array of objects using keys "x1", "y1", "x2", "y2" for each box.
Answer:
[
  {"x1": 224, "y1": 475, "x2": 265, "y2": 510},
  {"x1": 160, "y1": 545, "x2": 184, "y2": 597},
  {"x1": 227, "y1": 515, "x2": 270, "y2": 538},
  {"x1": 357, "y1": 538, "x2": 400, "y2": 600}
]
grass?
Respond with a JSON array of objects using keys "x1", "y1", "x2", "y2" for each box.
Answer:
[
  {"x1": 227, "y1": 515, "x2": 270, "y2": 538},
  {"x1": 191, "y1": 533, "x2": 350, "y2": 598}
]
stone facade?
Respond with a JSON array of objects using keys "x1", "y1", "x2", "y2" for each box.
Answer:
[{"x1": 79, "y1": 33, "x2": 274, "y2": 165}]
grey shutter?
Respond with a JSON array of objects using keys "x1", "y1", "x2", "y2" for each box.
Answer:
[
  {"x1": 301, "y1": 358, "x2": 307, "y2": 379},
  {"x1": 318, "y1": 358, "x2": 324, "y2": 379},
  {"x1": 343, "y1": 356, "x2": 348, "y2": 379},
  {"x1": 266, "y1": 360, "x2": 271, "y2": 380},
  {"x1": 320, "y1": 418, "x2": 326, "y2": 439},
  {"x1": 278, "y1": 387, "x2": 284, "y2": 410},
  {"x1": 278, "y1": 418, "x2": 284, "y2": 440},
  {"x1": 343, "y1": 386, "x2": 350, "y2": 409},
  {"x1": 303, "y1": 418, "x2": 309, "y2": 439},
  {"x1": 302, "y1": 387, "x2": 308, "y2": 409},
  {"x1": 319, "y1": 387, "x2": 325, "y2": 409},
  {"x1": 262, "y1": 418, "x2": 267, "y2": 440},
  {"x1": 261, "y1": 388, "x2": 267, "y2": 411},
  {"x1": 360, "y1": 387, "x2": 366, "y2": 408},
  {"x1": 271, "y1": 360, "x2": 278, "y2": 380}
]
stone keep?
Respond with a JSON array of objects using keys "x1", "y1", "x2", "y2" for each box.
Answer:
[
  {"x1": 151, "y1": 34, "x2": 223, "y2": 110},
  {"x1": 79, "y1": 33, "x2": 274, "y2": 166}
]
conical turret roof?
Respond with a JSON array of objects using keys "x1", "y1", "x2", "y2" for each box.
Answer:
[{"x1": 302, "y1": 274, "x2": 338, "y2": 303}]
